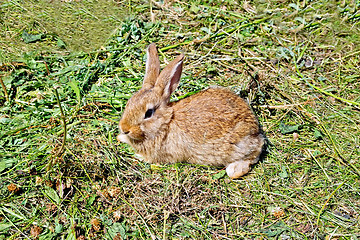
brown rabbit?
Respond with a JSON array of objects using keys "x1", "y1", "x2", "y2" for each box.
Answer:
[{"x1": 117, "y1": 43, "x2": 264, "y2": 179}]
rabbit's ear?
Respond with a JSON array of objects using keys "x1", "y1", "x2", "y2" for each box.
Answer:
[
  {"x1": 155, "y1": 54, "x2": 184, "y2": 101},
  {"x1": 143, "y1": 43, "x2": 160, "y2": 89}
]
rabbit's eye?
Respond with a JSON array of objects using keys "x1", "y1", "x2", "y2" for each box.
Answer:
[{"x1": 144, "y1": 108, "x2": 155, "y2": 119}]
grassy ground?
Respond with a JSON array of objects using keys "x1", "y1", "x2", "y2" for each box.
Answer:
[{"x1": 1, "y1": 0, "x2": 360, "y2": 239}]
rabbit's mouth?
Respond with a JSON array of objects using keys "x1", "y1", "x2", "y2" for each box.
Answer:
[
  {"x1": 117, "y1": 132, "x2": 145, "y2": 143},
  {"x1": 117, "y1": 126, "x2": 145, "y2": 143},
  {"x1": 119, "y1": 119, "x2": 145, "y2": 140},
  {"x1": 117, "y1": 133, "x2": 130, "y2": 144}
]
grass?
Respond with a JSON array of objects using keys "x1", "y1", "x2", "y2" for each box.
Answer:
[
  {"x1": 0, "y1": 0, "x2": 360, "y2": 239},
  {"x1": 0, "y1": 0, "x2": 125, "y2": 61}
]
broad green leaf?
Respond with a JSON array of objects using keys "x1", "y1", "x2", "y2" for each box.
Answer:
[
  {"x1": 1, "y1": 207, "x2": 25, "y2": 220},
  {"x1": 55, "y1": 223, "x2": 63, "y2": 233},
  {"x1": 313, "y1": 150, "x2": 321, "y2": 157},
  {"x1": 212, "y1": 170, "x2": 226, "y2": 180},
  {"x1": 106, "y1": 222, "x2": 126, "y2": 239},
  {"x1": 0, "y1": 223, "x2": 12, "y2": 231},
  {"x1": 279, "y1": 166, "x2": 289, "y2": 178},
  {"x1": 65, "y1": 230, "x2": 76, "y2": 240},
  {"x1": 57, "y1": 38, "x2": 66, "y2": 48},
  {"x1": 86, "y1": 195, "x2": 96, "y2": 207},
  {"x1": 0, "y1": 160, "x2": 6, "y2": 172},
  {"x1": 190, "y1": 4, "x2": 200, "y2": 13},
  {"x1": 65, "y1": 219, "x2": 76, "y2": 240},
  {"x1": 22, "y1": 31, "x2": 44, "y2": 43},
  {"x1": 68, "y1": 81, "x2": 81, "y2": 103},
  {"x1": 314, "y1": 129, "x2": 323, "y2": 139},
  {"x1": 44, "y1": 186, "x2": 61, "y2": 204},
  {"x1": 261, "y1": 221, "x2": 288, "y2": 237},
  {"x1": 279, "y1": 122, "x2": 300, "y2": 134},
  {"x1": 0, "y1": 118, "x2": 11, "y2": 124}
]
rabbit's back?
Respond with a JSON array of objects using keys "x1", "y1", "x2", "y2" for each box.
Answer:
[
  {"x1": 172, "y1": 87, "x2": 260, "y2": 140},
  {"x1": 166, "y1": 87, "x2": 263, "y2": 166}
]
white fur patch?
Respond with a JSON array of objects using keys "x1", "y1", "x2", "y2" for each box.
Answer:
[
  {"x1": 233, "y1": 136, "x2": 254, "y2": 158},
  {"x1": 226, "y1": 161, "x2": 250, "y2": 179},
  {"x1": 117, "y1": 134, "x2": 130, "y2": 144},
  {"x1": 236, "y1": 135, "x2": 253, "y2": 149}
]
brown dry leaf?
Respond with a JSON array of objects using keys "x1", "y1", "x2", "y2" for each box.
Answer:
[
  {"x1": 113, "y1": 233, "x2": 122, "y2": 240},
  {"x1": 44, "y1": 180, "x2": 54, "y2": 187},
  {"x1": 59, "y1": 216, "x2": 68, "y2": 225},
  {"x1": 66, "y1": 178, "x2": 73, "y2": 188},
  {"x1": 35, "y1": 176, "x2": 43, "y2": 185},
  {"x1": 90, "y1": 218, "x2": 101, "y2": 231},
  {"x1": 271, "y1": 207, "x2": 285, "y2": 219},
  {"x1": 7, "y1": 183, "x2": 19, "y2": 193},
  {"x1": 46, "y1": 203, "x2": 57, "y2": 213},
  {"x1": 113, "y1": 210, "x2": 122, "y2": 222},
  {"x1": 30, "y1": 225, "x2": 42, "y2": 239},
  {"x1": 56, "y1": 180, "x2": 65, "y2": 198},
  {"x1": 108, "y1": 186, "x2": 122, "y2": 198}
]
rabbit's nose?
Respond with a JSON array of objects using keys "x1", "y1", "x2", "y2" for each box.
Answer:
[
  {"x1": 121, "y1": 126, "x2": 130, "y2": 134},
  {"x1": 120, "y1": 121, "x2": 131, "y2": 134},
  {"x1": 120, "y1": 127, "x2": 130, "y2": 134}
]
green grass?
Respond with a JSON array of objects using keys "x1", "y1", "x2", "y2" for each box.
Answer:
[
  {"x1": 1, "y1": 0, "x2": 360, "y2": 239},
  {"x1": 0, "y1": 0, "x2": 125, "y2": 62}
]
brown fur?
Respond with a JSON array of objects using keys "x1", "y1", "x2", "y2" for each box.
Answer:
[{"x1": 117, "y1": 43, "x2": 264, "y2": 179}]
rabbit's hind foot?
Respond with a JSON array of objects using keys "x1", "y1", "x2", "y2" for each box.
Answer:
[{"x1": 225, "y1": 161, "x2": 251, "y2": 179}]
